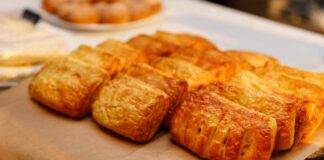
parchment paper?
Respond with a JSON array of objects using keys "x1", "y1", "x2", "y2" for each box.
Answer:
[{"x1": 0, "y1": 79, "x2": 322, "y2": 160}]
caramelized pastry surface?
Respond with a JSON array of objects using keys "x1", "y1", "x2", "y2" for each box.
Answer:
[
  {"x1": 97, "y1": 39, "x2": 147, "y2": 68},
  {"x1": 92, "y1": 74, "x2": 170, "y2": 142},
  {"x1": 151, "y1": 57, "x2": 216, "y2": 90},
  {"x1": 207, "y1": 71, "x2": 297, "y2": 150},
  {"x1": 171, "y1": 48, "x2": 252, "y2": 81},
  {"x1": 29, "y1": 57, "x2": 107, "y2": 117},
  {"x1": 224, "y1": 50, "x2": 279, "y2": 68},
  {"x1": 124, "y1": 63, "x2": 188, "y2": 128},
  {"x1": 254, "y1": 70, "x2": 324, "y2": 142},
  {"x1": 171, "y1": 88, "x2": 277, "y2": 160}
]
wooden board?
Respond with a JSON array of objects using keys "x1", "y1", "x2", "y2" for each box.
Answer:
[{"x1": 0, "y1": 79, "x2": 323, "y2": 160}]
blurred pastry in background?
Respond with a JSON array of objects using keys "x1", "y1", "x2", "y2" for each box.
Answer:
[
  {"x1": 42, "y1": 0, "x2": 162, "y2": 24},
  {"x1": 61, "y1": 3, "x2": 100, "y2": 24},
  {"x1": 95, "y1": 2, "x2": 130, "y2": 23}
]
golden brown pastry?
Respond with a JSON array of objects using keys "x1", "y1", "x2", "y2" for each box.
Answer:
[
  {"x1": 128, "y1": 31, "x2": 217, "y2": 62},
  {"x1": 43, "y1": 0, "x2": 69, "y2": 13},
  {"x1": 95, "y1": 2, "x2": 130, "y2": 23},
  {"x1": 29, "y1": 46, "x2": 119, "y2": 117},
  {"x1": 97, "y1": 39, "x2": 147, "y2": 69},
  {"x1": 121, "y1": 0, "x2": 153, "y2": 20},
  {"x1": 171, "y1": 87, "x2": 277, "y2": 160},
  {"x1": 151, "y1": 57, "x2": 217, "y2": 90},
  {"x1": 123, "y1": 63, "x2": 188, "y2": 128},
  {"x1": 29, "y1": 58, "x2": 107, "y2": 117},
  {"x1": 59, "y1": 3, "x2": 100, "y2": 24},
  {"x1": 128, "y1": 34, "x2": 178, "y2": 61},
  {"x1": 70, "y1": 45, "x2": 121, "y2": 74},
  {"x1": 55, "y1": 2, "x2": 79, "y2": 18},
  {"x1": 224, "y1": 50, "x2": 279, "y2": 68},
  {"x1": 43, "y1": 0, "x2": 162, "y2": 24},
  {"x1": 254, "y1": 69, "x2": 324, "y2": 142},
  {"x1": 92, "y1": 74, "x2": 170, "y2": 142},
  {"x1": 143, "y1": 0, "x2": 162, "y2": 13},
  {"x1": 207, "y1": 71, "x2": 297, "y2": 150},
  {"x1": 170, "y1": 48, "x2": 253, "y2": 81},
  {"x1": 260, "y1": 64, "x2": 324, "y2": 88},
  {"x1": 154, "y1": 31, "x2": 218, "y2": 52}
]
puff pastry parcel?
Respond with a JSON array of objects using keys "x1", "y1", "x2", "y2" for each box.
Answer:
[
  {"x1": 128, "y1": 34, "x2": 178, "y2": 61},
  {"x1": 224, "y1": 50, "x2": 279, "y2": 68},
  {"x1": 254, "y1": 70, "x2": 323, "y2": 142},
  {"x1": 153, "y1": 31, "x2": 217, "y2": 52},
  {"x1": 260, "y1": 64, "x2": 324, "y2": 88},
  {"x1": 29, "y1": 46, "x2": 120, "y2": 117},
  {"x1": 97, "y1": 39, "x2": 147, "y2": 68},
  {"x1": 208, "y1": 71, "x2": 297, "y2": 150},
  {"x1": 92, "y1": 74, "x2": 170, "y2": 142},
  {"x1": 123, "y1": 63, "x2": 188, "y2": 128},
  {"x1": 171, "y1": 87, "x2": 277, "y2": 160},
  {"x1": 128, "y1": 31, "x2": 217, "y2": 61},
  {"x1": 151, "y1": 57, "x2": 216, "y2": 90},
  {"x1": 170, "y1": 48, "x2": 252, "y2": 81}
]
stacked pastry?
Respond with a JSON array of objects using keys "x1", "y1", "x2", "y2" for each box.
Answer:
[
  {"x1": 29, "y1": 31, "x2": 323, "y2": 160},
  {"x1": 42, "y1": 0, "x2": 162, "y2": 24}
]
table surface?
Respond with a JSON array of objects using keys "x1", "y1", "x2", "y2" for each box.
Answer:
[{"x1": 0, "y1": 0, "x2": 323, "y2": 159}]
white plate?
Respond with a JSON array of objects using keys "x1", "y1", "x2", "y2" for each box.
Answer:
[{"x1": 36, "y1": 8, "x2": 165, "y2": 31}]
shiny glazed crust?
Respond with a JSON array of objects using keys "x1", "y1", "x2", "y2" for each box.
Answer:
[
  {"x1": 151, "y1": 57, "x2": 217, "y2": 90},
  {"x1": 207, "y1": 71, "x2": 297, "y2": 150},
  {"x1": 92, "y1": 74, "x2": 170, "y2": 142},
  {"x1": 123, "y1": 63, "x2": 188, "y2": 128},
  {"x1": 171, "y1": 89, "x2": 277, "y2": 160}
]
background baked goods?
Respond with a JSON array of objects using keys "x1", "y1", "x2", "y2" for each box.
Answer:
[{"x1": 42, "y1": 0, "x2": 162, "y2": 24}]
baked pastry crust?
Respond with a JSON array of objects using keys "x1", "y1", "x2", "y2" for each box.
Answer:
[
  {"x1": 59, "y1": 3, "x2": 100, "y2": 24},
  {"x1": 92, "y1": 74, "x2": 170, "y2": 142},
  {"x1": 171, "y1": 88, "x2": 277, "y2": 160},
  {"x1": 254, "y1": 69, "x2": 324, "y2": 143},
  {"x1": 95, "y1": 2, "x2": 130, "y2": 23},
  {"x1": 208, "y1": 71, "x2": 297, "y2": 150},
  {"x1": 170, "y1": 48, "x2": 252, "y2": 81},
  {"x1": 97, "y1": 39, "x2": 147, "y2": 69},
  {"x1": 128, "y1": 31, "x2": 217, "y2": 61},
  {"x1": 224, "y1": 50, "x2": 279, "y2": 68},
  {"x1": 29, "y1": 46, "x2": 119, "y2": 117},
  {"x1": 70, "y1": 45, "x2": 121, "y2": 74},
  {"x1": 128, "y1": 34, "x2": 178, "y2": 61},
  {"x1": 29, "y1": 57, "x2": 107, "y2": 117},
  {"x1": 260, "y1": 64, "x2": 324, "y2": 88},
  {"x1": 42, "y1": 0, "x2": 162, "y2": 24},
  {"x1": 151, "y1": 57, "x2": 216, "y2": 90},
  {"x1": 154, "y1": 31, "x2": 218, "y2": 52},
  {"x1": 123, "y1": 63, "x2": 187, "y2": 128}
]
